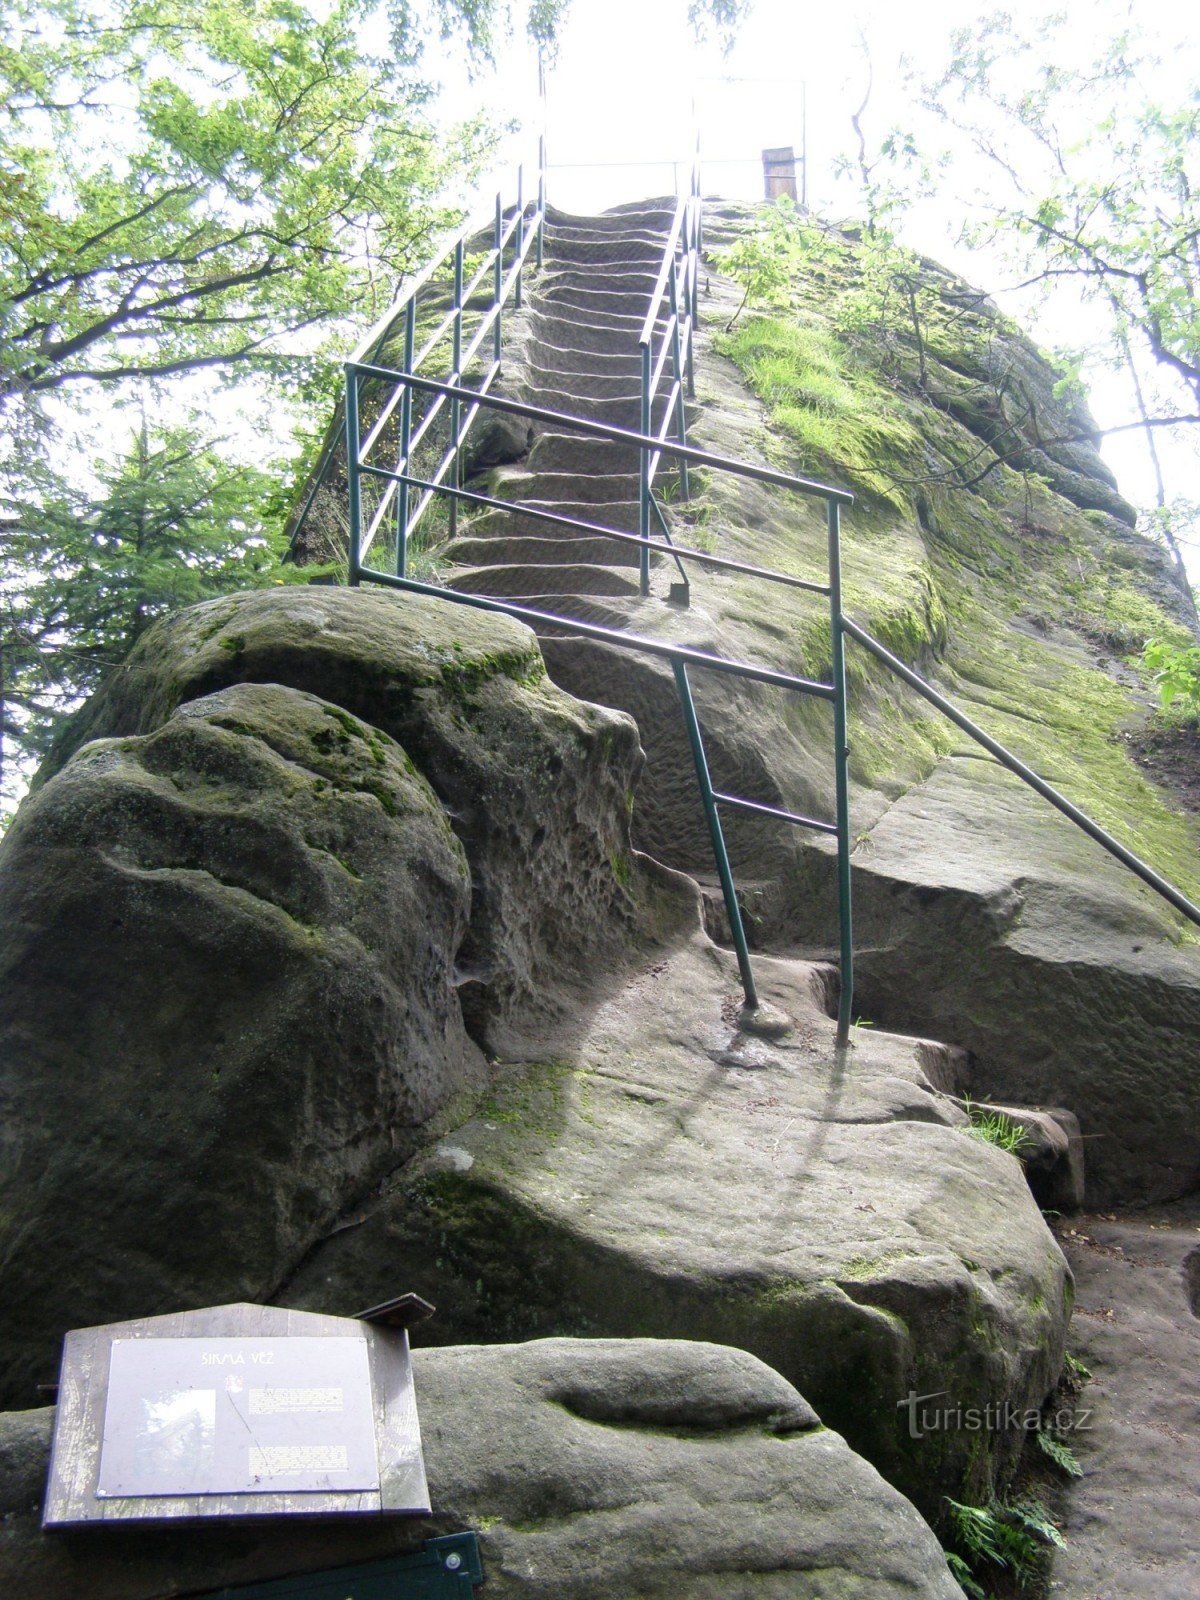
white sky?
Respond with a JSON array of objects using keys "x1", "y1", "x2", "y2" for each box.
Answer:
[{"x1": 431, "y1": 0, "x2": 1200, "y2": 575}]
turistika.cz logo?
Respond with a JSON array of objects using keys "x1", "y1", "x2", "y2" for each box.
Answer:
[{"x1": 897, "y1": 1390, "x2": 1093, "y2": 1441}]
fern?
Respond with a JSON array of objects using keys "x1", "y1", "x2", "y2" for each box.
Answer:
[{"x1": 1037, "y1": 1429, "x2": 1084, "y2": 1477}]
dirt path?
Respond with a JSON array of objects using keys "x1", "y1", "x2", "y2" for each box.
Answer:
[{"x1": 1047, "y1": 1201, "x2": 1200, "y2": 1598}]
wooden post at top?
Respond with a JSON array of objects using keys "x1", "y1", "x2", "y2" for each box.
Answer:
[{"x1": 762, "y1": 147, "x2": 798, "y2": 202}]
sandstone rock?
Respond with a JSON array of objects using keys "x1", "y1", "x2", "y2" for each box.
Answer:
[
  {"x1": 0, "y1": 682, "x2": 482, "y2": 1406},
  {"x1": 991, "y1": 1104, "x2": 1085, "y2": 1212},
  {"x1": 38, "y1": 587, "x2": 651, "y2": 1054},
  {"x1": 844, "y1": 756, "x2": 1200, "y2": 1205},
  {"x1": 287, "y1": 936, "x2": 1071, "y2": 1517},
  {"x1": 0, "y1": 1339, "x2": 963, "y2": 1599}
]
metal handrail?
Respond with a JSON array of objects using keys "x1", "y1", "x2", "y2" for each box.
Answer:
[
  {"x1": 342, "y1": 362, "x2": 1200, "y2": 1051},
  {"x1": 637, "y1": 136, "x2": 702, "y2": 598},
  {"x1": 844, "y1": 620, "x2": 1200, "y2": 929},
  {"x1": 344, "y1": 359, "x2": 857, "y2": 1040},
  {"x1": 286, "y1": 140, "x2": 546, "y2": 561}
]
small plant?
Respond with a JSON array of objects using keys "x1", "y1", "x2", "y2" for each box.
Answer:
[
  {"x1": 1062, "y1": 1351, "x2": 1092, "y2": 1389},
  {"x1": 961, "y1": 1097, "x2": 1031, "y2": 1155},
  {"x1": 944, "y1": 1550, "x2": 987, "y2": 1599},
  {"x1": 945, "y1": 1495, "x2": 1065, "y2": 1592},
  {"x1": 1036, "y1": 1429, "x2": 1084, "y2": 1477},
  {"x1": 1143, "y1": 637, "x2": 1200, "y2": 716}
]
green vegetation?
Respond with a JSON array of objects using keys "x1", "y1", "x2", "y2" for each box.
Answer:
[
  {"x1": 1062, "y1": 1352, "x2": 1092, "y2": 1389},
  {"x1": 961, "y1": 1099, "x2": 1030, "y2": 1157},
  {"x1": 1143, "y1": 638, "x2": 1200, "y2": 717},
  {"x1": 718, "y1": 315, "x2": 922, "y2": 514},
  {"x1": 945, "y1": 1494, "x2": 1066, "y2": 1594},
  {"x1": 1035, "y1": 1429, "x2": 1083, "y2": 1478}
]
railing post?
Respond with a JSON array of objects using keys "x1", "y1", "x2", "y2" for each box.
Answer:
[
  {"x1": 827, "y1": 498, "x2": 854, "y2": 1047},
  {"x1": 673, "y1": 661, "x2": 759, "y2": 1012},
  {"x1": 449, "y1": 239, "x2": 463, "y2": 544},
  {"x1": 345, "y1": 363, "x2": 362, "y2": 586},
  {"x1": 639, "y1": 341, "x2": 652, "y2": 597},
  {"x1": 493, "y1": 191, "x2": 503, "y2": 364},
  {"x1": 515, "y1": 164, "x2": 525, "y2": 309},
  {"x1": 537, "y1": 134, "x2": 546, "y2": 270},
  {"x1": 668, "y1": 269, "x2": 690, "y2": 502},
  {"x1": 395, "y1": 300, "x2": 415, "y2": 576}
]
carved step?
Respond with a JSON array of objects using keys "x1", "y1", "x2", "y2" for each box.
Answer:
[
  {"x1": 464, "y1": 499, "x2": 642, "y2": 540},
  {"x1": 446, "y1": 563, "x2": 644, "y2": 599},
  {"x1": 445, "y1": 533, "x2": 660, "y2": 569},
  {"x1": 492, "y1": 471, "x2": 641, "y2": 505},
  {"x1": 527, "y1": 434, "x2": 642, "y2": 475}
]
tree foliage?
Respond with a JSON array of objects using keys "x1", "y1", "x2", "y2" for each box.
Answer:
[
  {"x1": 1, "y1": 411, "x2": 290, "y2": 786},
  {"x1": 920, "y1": 12, "x2": 1200, "y2": 589},
  {"x1": 0, "y1": 0, "x2": 498, "y2": 806},
  {"x1": 0, "y1": 0, "x2": 483, "y2": 404}
]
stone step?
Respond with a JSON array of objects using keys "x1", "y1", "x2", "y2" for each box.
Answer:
[
  {"x1": 465, "y1": 498, "x2": 642, "y2": 539},
  {"x1": 493, "y1": 471, "x2": 641, "y2": 505},
  {"x1": 541, "y1": 268, "x2": 662, "y2": 298},
  {"x1": 539, "y1": 284, "x2": 666, "y2": 321},
  {"x1": 543, "y1": 204, "x2": 675, "y2": 236},
  {"x1": 446, "y1": 563, "x2": 643, "y2": 599},
  {"x1": 445, "y1": 533, "x2": 659, "y2": 569},
  {"x1": 526, "y1": 312, "x2": 651, "y2": 354},
  {"x1": 525, "y1": 369, "x2": 643, "y2": 403},
  {"x1": 525, "y1": 348, "x2": 646, "y2": 381},
  {"x1": 542, "y1": 238, "x2": 666, "y2": 268},
  {"x1": 525, "y1": 389, "x2": 666, "y2": 431},
  {"x1": 527, "y1": 434, "x2": 643, "y2": 475}
]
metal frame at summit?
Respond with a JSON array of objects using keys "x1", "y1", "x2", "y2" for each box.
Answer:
[{"x1": 335, "y1": 140, "x2": 1200, "y2": 1054}]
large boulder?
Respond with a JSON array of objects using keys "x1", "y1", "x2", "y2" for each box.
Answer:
[
  {"x1": 0, "y1": 592, "x2": 669, "y2": 1408},
  {"x1": 38, "y1": 586, "x2": 651, "y2": 1054},
  {"x1": 286, "y1": 935, "x2": 1071, "y2": 1518},
  {"x1": 844, "y1": 755, "x2": 1200, "y2": 1205},
  {"x1": 0, "y1": 1338, "x2": 962, "y2": 1599},
  {"x1": 0, "y1": 680, "x2": 482, "y2": 1405}
]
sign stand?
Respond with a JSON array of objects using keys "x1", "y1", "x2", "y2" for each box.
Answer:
[
  {"x1": 197, "y1": 1534, "x2": 483, "y2": 1600},
  {"x1": 43, "y1": 1302, "x2": 430, "y2": 1526}
]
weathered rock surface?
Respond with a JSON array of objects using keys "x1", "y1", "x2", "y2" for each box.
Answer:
[
  {"x1": 287, "y1": 934, "x2": 1071, "y2": 1518},
  {"x1": 1047, "y1": 1203, "x2": 1200, "y2": 1600},
  {"x1": 843, "y1": 756, "x2": 1200, "y2": 1206},
  {"x1": 0, "y1": 1338, "x2": 962, "y2": 1599},
  {"x1": 519, "y1": 208, "x2": 1200, "y2": 1208},
  {"x1": 0, "y1": 680, "x2": 482, "y2": 1405},
  {"x1": 0, "y1": 592, "x2": 678, "y2": 1408},
  {"x1": 38, "y1": 586, "x2": 651, "y2": 1055}
]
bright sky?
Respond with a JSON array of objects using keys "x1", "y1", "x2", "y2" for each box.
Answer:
[{"x1": 433, "y1": 0, "x2": 1200, "y2": 577}]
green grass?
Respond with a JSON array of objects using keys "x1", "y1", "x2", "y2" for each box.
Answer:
[
  {"x1": 717, "y1": 315, "x2": 923, "y2": 515},
  {"x1": 961, "y1": 1098, "x2": 1031, "y2": 1156}
]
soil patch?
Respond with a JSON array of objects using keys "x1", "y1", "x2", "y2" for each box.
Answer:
[{"x1": 1125, "y1": 720, "x2": 1200, "y2": 815}]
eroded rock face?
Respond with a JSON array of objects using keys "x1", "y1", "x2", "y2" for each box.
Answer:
[
  {"x1": 0, "y1": 681, "x2": 482, "y2": 1404},
  {"x1": 0, "y1": 592, "x2": 661, "y2": 1407},
  {"x1": 286, "y1": 938, "x2": 1071, "y2": 1519},
  {"x1": 39, "y1": 586, "x2": 647, "y2": 1055},
  {"x1": 0, "y1": 1339, "x2": 962, "y2": 1599}
]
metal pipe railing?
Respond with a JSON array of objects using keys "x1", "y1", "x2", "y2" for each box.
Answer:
[
  {"x1": 843, "y1": 618, "x2": 1200, "y2": 930},
  {"x1": 288, "y1": 139, "x2": 545, "y2": 560},
  {"x1": 345, "y1": 359, "x2": 853, "y2": 1034}
]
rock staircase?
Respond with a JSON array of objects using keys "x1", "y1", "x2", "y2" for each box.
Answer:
[{"x1": 443, "y1": 200, "x2": 682, "y2": 625}]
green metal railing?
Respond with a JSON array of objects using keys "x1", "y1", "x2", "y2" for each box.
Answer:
[
  {"x1": 344, "y1": 363, "x2": 859, "y2": 1041},
  {"x1": 637, "y1": 134, "x2": 701, "y2": 600},
  {"x1": 286, "y1": 139, "x2": 546, "y2": 563},
  {"x1": 326, "y1": 140, "x2": 1200, "y2": 1052},
  {"x1": 341, "y1": 364, "x2": 1200, "y2": 1046}
]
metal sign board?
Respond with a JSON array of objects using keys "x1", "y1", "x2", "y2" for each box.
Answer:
[
  {"x1": 43, "y1": 1303, "x2": 430, "y2": 1526},
  {"x1": 97, "y1": 1337, "x2": 380, "y2": 1498}
]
